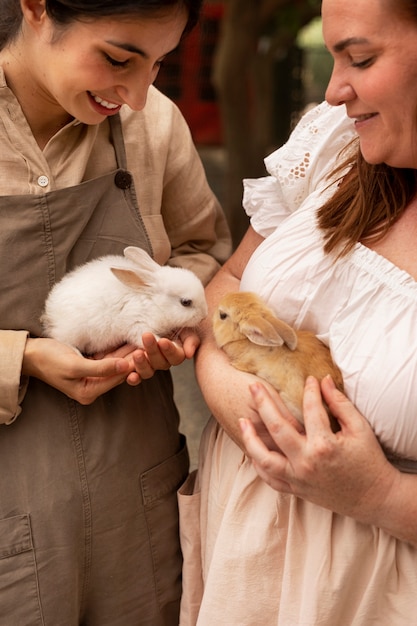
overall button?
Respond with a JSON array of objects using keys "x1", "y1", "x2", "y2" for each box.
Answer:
[
  {"x1": 37, "y1": 175, "x2": 49, "y2": 188},
  {"x1": 114, "y1": 171, "x2": 132, "y2": 189}
]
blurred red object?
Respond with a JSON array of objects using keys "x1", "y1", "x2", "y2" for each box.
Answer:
[{"x1": 154, "y1": 3, "x2": 224, "y2": 145}]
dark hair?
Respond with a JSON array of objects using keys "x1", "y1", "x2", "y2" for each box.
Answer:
[
  {"x1": 0, "y1": 0, "x2": 203, "y2": 49},
  {"x1": 317, "y1": 0, "x2": 417, "y2": 257}
]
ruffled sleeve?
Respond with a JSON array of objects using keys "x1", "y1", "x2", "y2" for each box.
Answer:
[{"x1": 243, "y1": 102, "x2": 356, "y2": 237}]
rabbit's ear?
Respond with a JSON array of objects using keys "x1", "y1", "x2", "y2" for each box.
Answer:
[
  {"x1": 240, "y1": 315, "x2": 298, "y2": 350},
  {"x1": 123, "y1": 247, "x2": 159, "y2": 272},
  {"x1": 110, "y1": 267, "x2": 150, "y2": 289}
]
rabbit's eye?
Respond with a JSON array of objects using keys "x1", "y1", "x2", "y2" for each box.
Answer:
[
  {"x1": 180, "y1": 298, "x2": 192, "y2": 307},
  {"x1": 219, "y1": 311, "x2": 228, "y2": 320}
]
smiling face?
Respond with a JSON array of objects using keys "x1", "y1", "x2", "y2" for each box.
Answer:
[
  {"x1": 322, "y1": 0, "x2": 417, "y2": 168},
  {"x1": 4, "y1": 2, "x2": 187, "y2": 129}
]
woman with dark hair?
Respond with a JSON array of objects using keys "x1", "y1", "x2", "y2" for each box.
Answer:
[
  {"x1": 179, "y1": 0, "x2": 417, "y2": 624},
  {"x1": 0, "y1": 0, "x2": 230, "y2": 623}
]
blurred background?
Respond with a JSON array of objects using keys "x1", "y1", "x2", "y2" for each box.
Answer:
[
  {"x1": 154, "y1": 0, "x2": 333, "y2": 467},
  {"x1": 155, "y1": 0, "x2": 332, "y2": 247}
]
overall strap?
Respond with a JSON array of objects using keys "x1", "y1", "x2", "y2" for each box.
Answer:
[{"x1": 109, "y1": 113, "x2": 128, "y2": 170}]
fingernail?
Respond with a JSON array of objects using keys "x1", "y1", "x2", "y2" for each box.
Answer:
[
  {"x1": 249, "y1": 382, "x2": 262, "y2": 398},
  {"x1": 239, "y1": 418, "x2": 248, "y2": 432},
  {"x1": 115, "y1": 359, "x2": 129, "y2": 373},
  {"x1": 324, "y1": 374, "x2": 336, "y2": 388}
]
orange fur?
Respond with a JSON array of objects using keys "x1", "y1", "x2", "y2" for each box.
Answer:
[{"x1": 213, "y1": 292, "x2": 343, "y2": 426}]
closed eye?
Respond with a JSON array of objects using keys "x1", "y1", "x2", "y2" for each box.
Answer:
[
  {"x1": 351, "y1": 57, "x2": 374, "y2": 69},
  {"x1": 104, "y1": 53, "x2": 129, "y2": 68}
]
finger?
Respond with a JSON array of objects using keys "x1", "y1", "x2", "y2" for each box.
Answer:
[
  {"x1": 302, "y1": 376, "x2": 336, "y2": 435},
  {"x1": 239, "y1": 418, "x2": 290, "y2": 487},
  {"x1": 320, "y1": 375, "x2": 368, "y2": 433},
  {"x1": 140, "y1": 334, "x2": 171, "y2": 369},
  {"x1": 178, "y1": 329, "x2": 201, "y2": 358},
  {"x1": 140, "y1": 333, "x2": 175, "y2": 368},
  {"x1": 249, "y1": 382, "x2": 304, "y2": 457},
  {"x1": 251, "y1": 460, "x2": 293, "y2": 493},
  {"x1": 239, "y1": 417, "x2": 283, "y2": 463},
  {"x1": 126, "y1": 371, "x2": 142, "y2": 386},
  {"x1": 157, "y1": 338, "x2": 186, "y2": 366},
  {"x1": 131, "y1": 349, "x2": 157, "y2": 379},
  {"x1": 75, "y1": 356, "x2": 130, "y2": 379}
]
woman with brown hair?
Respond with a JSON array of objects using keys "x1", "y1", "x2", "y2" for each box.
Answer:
[{"x1": 180, "y1": 0, "x2": 417, "y2": 623}]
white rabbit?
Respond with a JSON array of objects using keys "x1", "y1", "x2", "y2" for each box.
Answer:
[
  {"x1": 41, "y1": 246, "x2": 208, "y2": 354},
  {"x1": 212, "y1": 291, "x2": 343, "y2": 428}
]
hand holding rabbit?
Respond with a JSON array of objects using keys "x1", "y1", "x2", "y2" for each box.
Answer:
[
  {"x1": 22, "y1": 337, "x2": 133, "y2": 404},
  {"x1": 240, "y1": 378, "x2": 403, "y2": 541},
  {"x1": 41, "y1": 246, "x2": 208, "y2": 354}
]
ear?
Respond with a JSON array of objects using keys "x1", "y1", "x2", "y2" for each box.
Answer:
[
  {"x1": 123, "y1": 247, "x2": 159, "y2": 272},
  {"x1": 240, "y1": 315, "x2": 298, "y2": 349},
  {"x1": 21, "y1": 0, "x2": 47, "y2": 26},
  {"x1": 110, "y1": 267, "x2": 149, "y2": 290}
]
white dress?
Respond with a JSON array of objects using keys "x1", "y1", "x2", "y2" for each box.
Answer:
[{"x1": 179, "y1": 102, "x2": 417, "y2": 625}]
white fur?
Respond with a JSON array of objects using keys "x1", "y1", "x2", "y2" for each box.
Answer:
[{"x1": 41, "y1": 247, "x2": 207, "y2": 354}]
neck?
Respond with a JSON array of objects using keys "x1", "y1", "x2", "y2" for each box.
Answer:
[{"x1": 0, "y1": 48, "x2": 73, "y2": 149}]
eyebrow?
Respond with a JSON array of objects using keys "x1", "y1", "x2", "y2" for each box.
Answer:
[{"x1": 333, "y1": 37, "x2": 370, "y2": 53}]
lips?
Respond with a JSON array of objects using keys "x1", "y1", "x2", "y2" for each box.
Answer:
[{"x1": 352, "y1": 112, "x2": 377, "y2": 123}]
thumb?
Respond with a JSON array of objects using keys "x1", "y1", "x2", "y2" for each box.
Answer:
[{"x1": 78, "y1": 356, "x2": 130, "y2": 379}]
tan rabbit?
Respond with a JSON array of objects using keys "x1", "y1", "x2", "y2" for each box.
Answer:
[{"x1": 212, "y1": 291, "x2": 343, "y2": 427}]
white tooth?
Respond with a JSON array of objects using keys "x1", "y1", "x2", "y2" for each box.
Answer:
[{"x1": 92, "y1": 94, "x2": 119, "y2": 110}]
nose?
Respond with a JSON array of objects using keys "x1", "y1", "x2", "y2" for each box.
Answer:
[
  {"x1": 116, "y1": 68, "x2": 158, "y2": 111},
  {"x1": 325, "y1": 66, "x2": 356, "y2": 107}
]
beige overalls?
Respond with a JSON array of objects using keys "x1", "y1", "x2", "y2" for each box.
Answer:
[{"x1": 0, "y1": 114, "x2": 189, "y2": 625}]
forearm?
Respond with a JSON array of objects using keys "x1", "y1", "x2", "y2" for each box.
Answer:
[
  {"x1": 196, "y1": 340, "x2": 262, "y2": 447},
  {"x1": 354, "y1": 466, "x2": 417, "y2": 547}
]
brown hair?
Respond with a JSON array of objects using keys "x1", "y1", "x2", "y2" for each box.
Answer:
[
  {"x1": 317, "y1": 0, "x2": 417, "y2": 257},
  {"x1": 317, "y1": 143, "x2": 417, "y2": 257}
]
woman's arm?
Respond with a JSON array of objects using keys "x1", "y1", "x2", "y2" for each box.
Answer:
[
  {"x1": 193, "y1": 225, "x2": 301, "y2": 447},
  {"x1": 241, "y1": 376, "x2": 417, "y2": 546}
]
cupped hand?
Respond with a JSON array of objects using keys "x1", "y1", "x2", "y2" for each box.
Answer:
[
  {"x1": 23, "y1": 337, "x2": 133, "y2": 404},
  {"x1": 125, "y1": 329, "x2": 201, "y2": 386},
  {"x1": 240, "y1": 375, "x2": 398, "y2": 521}
]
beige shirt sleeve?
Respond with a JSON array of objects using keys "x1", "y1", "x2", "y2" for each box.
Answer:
[
  {"x1": 121, "y1": 88, "x2": 232, "y2": 285},
  {"x1": 0, "y1": 330, "x2": 29, "y2": 424}
]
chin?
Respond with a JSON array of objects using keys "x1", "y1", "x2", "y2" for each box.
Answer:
[
  {"x1": 360, "y1": 153, "x2": 383, "y2": 165},
  {"x1": 360, "y1": 146, "x2": 392, "y2": 167}
]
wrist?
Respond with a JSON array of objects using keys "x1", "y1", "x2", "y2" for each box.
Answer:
[{"x1": 22, "y1": 337, "x2": 42, "y2": 377}]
